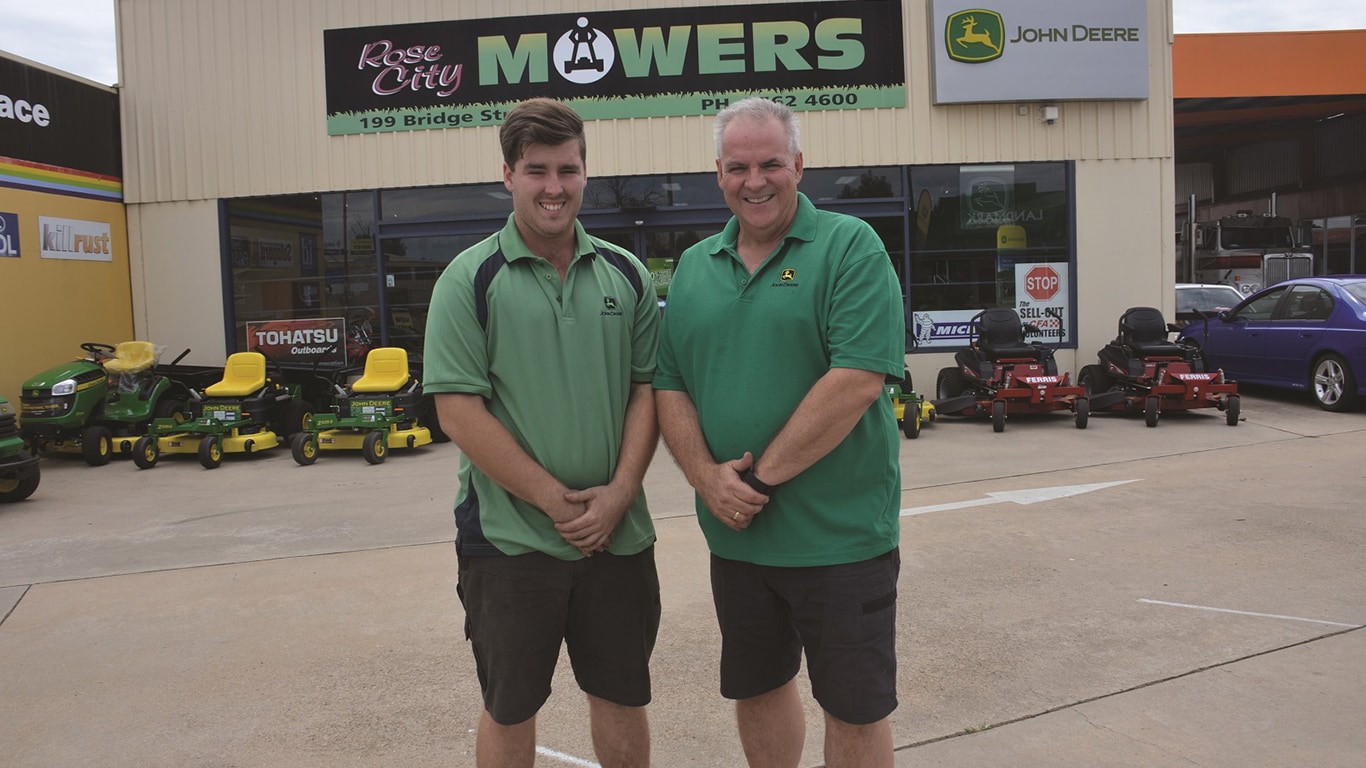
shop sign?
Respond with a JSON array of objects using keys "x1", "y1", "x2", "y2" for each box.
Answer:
[
  {"x1": 1014, "y1": 262, "x2": 1071, "y2": 344},
  {"x1": 0, "y1": 211, "x2": 20, "y2": 257},
  {"x1": 930, "y1": 0, "x2": 1148, "y2": 104},
  {"x1": 258, "y1": 238, "x2": 295, "y2": 269},
  {"x1": 0, "y1": 56, "x2": 121, "y2": 178},
  {"x1": 38, "y1": 216, "x2": 112, "y2": 262},
  {"x1": 323, "y1": 0, "x2": 905, "y2": 135},
  {"x1": 245, "y1": 317, "x2": 347, "y2": 367}
]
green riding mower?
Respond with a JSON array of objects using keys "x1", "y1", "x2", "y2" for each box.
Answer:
[
  {"x1": 133, "y1": 351, "x2": 313, "y2": 469},
  {"x1": 886, "y1": 369, "x2": 935, "y2": 439},
  {"x1": 1, "y1": 396, "x2": 41, "y2": 503},
  {"x1": 291, "y1": 347, "x2": 433, "y2": 465},
  {"x1": 19, "y1": 341, "x2": 197, "y2": 465}
]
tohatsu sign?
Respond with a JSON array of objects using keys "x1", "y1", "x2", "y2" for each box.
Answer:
[{"x1": 323, "y1": 1, "x2": 905, "y2": 135}]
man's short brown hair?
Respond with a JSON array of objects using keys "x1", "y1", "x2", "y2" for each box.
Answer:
[{"x1": 499, "y1": 98, "x2": 587, "y2": 168}]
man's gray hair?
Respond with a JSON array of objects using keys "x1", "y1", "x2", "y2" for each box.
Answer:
[{"x1": 713, "y1": 97, "x2": 801, "y2": 158}]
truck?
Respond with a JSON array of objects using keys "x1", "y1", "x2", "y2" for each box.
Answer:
[{"x1": 1191, "y1": 210, "x2": 1314, "y2": 297}]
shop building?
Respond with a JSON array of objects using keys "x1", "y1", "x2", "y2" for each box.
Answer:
[
  {"x1": 112, "y1": 0, "x2": 1176, "y2": 387},
  {"x1": 0, "y1": 53, "x2": 131, "y2": 402}
]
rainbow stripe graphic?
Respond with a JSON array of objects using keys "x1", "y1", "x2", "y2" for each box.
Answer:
[{"x1": 0, "y1": 156, "x2": 122, "y2": 202}]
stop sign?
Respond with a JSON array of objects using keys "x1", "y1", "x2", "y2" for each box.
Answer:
[{"x1": 1024, "y1": 265, "x2": 1060, "y2": 301}]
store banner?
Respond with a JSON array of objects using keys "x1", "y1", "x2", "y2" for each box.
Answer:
[
  {"x1": 245, "y1": 317, "x2": 347, "y2": 367},
  {"x1": 323, "y1": 0, "x2": 905, "y2": 135},
  {"x1": 38, "y1": 216, "x2": 112, "y2": 262},
  {"x1": 0, "y1": 56, "x2": 121, "y2": 178},
  {"x1": 1014, "y1": 262, "x2": 1071, "y2": 344}
]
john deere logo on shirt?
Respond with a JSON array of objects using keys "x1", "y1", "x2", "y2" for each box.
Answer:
[
  {"x1": 781, "y1": 269, "x2": 797, "y2": 281},
  {"x1": 773, "y1": 268, "x2": 800, "y2": 289},
  {"x1": 601, "y1": 296, "x2": 623, "y2": 316},
  {"x1": 947, "y1": 9, "x2": 1004, "y2": 63}
]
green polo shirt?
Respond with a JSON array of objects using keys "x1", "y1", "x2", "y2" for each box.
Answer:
[
  {"x1": 654, "y1": 193, "x2": 904, "y2": 567},
  {"x1": 424, "y1": 215, "x2": 659, "y2": 560}
]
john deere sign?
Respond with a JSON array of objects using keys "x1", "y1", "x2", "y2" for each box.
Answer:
[
  {"x1": 931, "y1": 0, "x2": 1148, "y2": 104},
  {"x1": 324, "y1": 0, "x2": 905, "y2": 135}
]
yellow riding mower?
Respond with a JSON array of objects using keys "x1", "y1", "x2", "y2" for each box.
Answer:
[
  {"x1": 290, "y1": 347, "x2": 432, "y2": 465},
  {"x1": 133, "y1": 352, "x2": 312, "y2": 469}
]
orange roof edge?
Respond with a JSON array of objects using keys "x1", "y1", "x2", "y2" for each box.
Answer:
[{"x1": 1174, "y1": 30, "x2": 1366, "y2": 99}]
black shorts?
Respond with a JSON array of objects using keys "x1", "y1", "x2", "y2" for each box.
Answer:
[
  {"x1": 458, "y1": 547, "x2": 661, "y2": 725},
  {"x1": 710, "y1": 548, "x2": 899, "y2": 725}
]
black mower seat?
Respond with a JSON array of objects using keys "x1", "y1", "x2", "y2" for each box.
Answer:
[
  {"x1": 977, "y1": 308, "x2": 1043, "y2": 360},
  {"x1": 1119, "y1": 307, "x2": 1184, "y2": 358}
]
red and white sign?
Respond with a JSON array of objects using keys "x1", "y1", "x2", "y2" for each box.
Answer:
[{"x1": 1024, "y1": 264, "x2": 1060, "y2": 301}]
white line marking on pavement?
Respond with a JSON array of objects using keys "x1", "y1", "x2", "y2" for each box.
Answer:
[
  {"x1": 536, "y1": 745, "x2": 600, "y2": 767},
  {"x1": 901, "y1": 480, "x2": 1139, "y2": 517},
  {"x1": 1138, "y1": 599, "x2": 1361, "y2": 628}
]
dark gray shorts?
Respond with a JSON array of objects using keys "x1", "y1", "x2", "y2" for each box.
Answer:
[
  {"x1": 458, "y1": 547, "x2": 660, "y2": 725},
  {"x1": 710, "y1": 548, "x2": 899, "y2": 725}
]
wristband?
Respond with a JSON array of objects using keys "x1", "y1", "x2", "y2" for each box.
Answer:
[{"x1": 740, "y1": 467, "x2": 779, "y2": 495}]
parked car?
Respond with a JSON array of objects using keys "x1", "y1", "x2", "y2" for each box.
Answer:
[
  {"x1": 1174, "y1": 282, "x2": 1247, "y2": 327},
  {"x1": 1176, "y1": 276, "x2": 1366, "y2": 411}
]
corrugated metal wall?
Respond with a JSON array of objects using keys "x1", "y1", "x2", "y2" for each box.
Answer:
[{"x1": 116, "y1": 0, "x2": 1174, "y2": 204}]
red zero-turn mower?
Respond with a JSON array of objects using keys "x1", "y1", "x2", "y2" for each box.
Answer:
[
  {"x1": 932, "y1": 308, "x2": 1089, "y2": 433},
  {"x1": 1079, "y1": 306, "x2": 1240, "y2": 427}
]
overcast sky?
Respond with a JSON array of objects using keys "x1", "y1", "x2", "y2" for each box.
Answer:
[{"x1": 2, "y1": 0, "x2": 1365, "y2": 87}]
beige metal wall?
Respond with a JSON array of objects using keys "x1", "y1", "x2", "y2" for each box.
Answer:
[{"x1": 116, "y1": 0, "x2": 1176, "y2": 368}]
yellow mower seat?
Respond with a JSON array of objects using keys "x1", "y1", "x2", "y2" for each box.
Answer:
[
  {"x1": 351, "y1": 347, "x2": 411, "y2": 393},
  {"x1": 205, "y1": 352, "x2": 267, "y2": 398},
  {"x1": 103, "y1": 341, "x2": 158, "y2": 375}
]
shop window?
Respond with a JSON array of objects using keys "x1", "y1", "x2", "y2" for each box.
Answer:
[{"x1": 905, "y1": 162, "x2": 1072, "y2": 349}]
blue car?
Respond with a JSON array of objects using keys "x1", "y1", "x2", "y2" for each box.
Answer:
[{"x1": 1176, "y1": 276, "x2": 1366, "y2": 411}]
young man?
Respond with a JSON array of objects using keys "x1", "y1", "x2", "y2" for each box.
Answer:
[
  {"x1": 423, "y1": 98, "x2": 661, "y2": 768},
  {"x1": 654, "y1": 97, "x2": 906, "y2": 767}
]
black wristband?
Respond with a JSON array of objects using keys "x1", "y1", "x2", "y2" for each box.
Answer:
[{"x1": 740, "y1": 467, "x2": 779, "y2": 495}]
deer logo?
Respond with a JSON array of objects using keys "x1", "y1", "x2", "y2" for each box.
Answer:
[{"x1": 946, "y1": 9, "x2": 1005, "y2": 63}]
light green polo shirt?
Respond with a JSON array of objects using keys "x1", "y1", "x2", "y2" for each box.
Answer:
[
  {"x1": 424, "y1": 215, "x2": 659, "y2": 560},
  {"x1": 654, "y1": 193, "x2": 904, "y2": 567}
]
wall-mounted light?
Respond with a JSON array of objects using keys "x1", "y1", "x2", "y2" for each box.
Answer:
[{"x1": 1040, "y1": 105, "x2": 1059, "y2": 125}]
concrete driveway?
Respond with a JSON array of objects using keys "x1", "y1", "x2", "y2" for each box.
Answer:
[{"x1": 2, "y1": 387, "x2": 1363, "y2": 767}]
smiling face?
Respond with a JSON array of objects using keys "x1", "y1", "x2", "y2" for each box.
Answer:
[
  {"x1": 716, "y1": 114, "x2": 804, "y2": 247},
  {"x1": 504, "y1": 138, "x2": 586, "y2": 254}
]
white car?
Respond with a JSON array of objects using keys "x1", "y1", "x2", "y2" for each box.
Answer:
[{"x1": 1175, "y1": 283, "x2": 1245, "y2": 327}]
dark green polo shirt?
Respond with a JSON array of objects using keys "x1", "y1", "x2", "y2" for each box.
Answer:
[
  {"x1": 655, "y1": 194, "x2": 904, "y2": 567},
  {"x1": 424, "y1": 215, "x2": 659, "y2": 559}
]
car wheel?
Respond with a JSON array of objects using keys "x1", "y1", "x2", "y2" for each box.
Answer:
[
  {"x1": 81, "y1": 425, "x2": 113, "y2": 466},
  {"x1": 991, "y1": 400, "x2": 1006, "y2": 433},
  {"x1": 1311, "y1": 354, "x2": 1359, "y2": 412}
]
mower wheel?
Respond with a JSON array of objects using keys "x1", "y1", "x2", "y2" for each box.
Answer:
[
  {"x1": 363, "y1": 431, "x2": 388, "y2": 465},
  {"x1": 291, "y1": 433, "x2": 319, "y2": 466},
  {"x1": 199, "y1": 436, "x2": 224, "y2": 469},
  {"x1": 936, "y1": 367, "x2": 969, "y2": 400},
  {"x1": 0, "y1": 470, "x2": 40, "y2": 503},
  {"x1": 280, "y1": 400, "x2": 316, "y2": 438},
  {"x1": 132, "y1": 435, "x2": 159, "y2": 469},
  {"x1": 154, "y1": 397, "x2": 185, "y2": 422},
  {"x1": 81, "y1": 425, "x2": 113, "y2": 466},
  {"x1": 1078, "y1": 365, "x2": 1112, "y2": 396},
  {"x1": 1225, "y1": 395, "x2": 1241, "y2": 426},
  {"x1": 1074, "y1": 397, "x2": 1089, "y2": 429},
  {"x1": 902, "y1": 407, "x2": 921, "y2": 439},
  {"x1": 991, "y1": 400, "x2": 1006, "y2": 433},
  {"x1": 1144, "y1": 396, "x2": 1160, "y2": 427}
]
